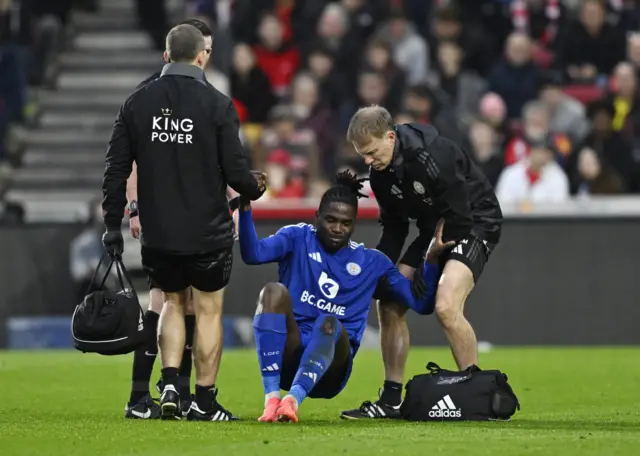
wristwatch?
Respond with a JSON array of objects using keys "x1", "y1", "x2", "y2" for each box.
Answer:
[{"x1": 127, "y1": 200, "x2": 139, "y2": 218}]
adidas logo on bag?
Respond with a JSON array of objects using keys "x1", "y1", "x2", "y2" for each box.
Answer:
[{"x1": 429, "y1": 394, "x2": 462, "y2": 418}]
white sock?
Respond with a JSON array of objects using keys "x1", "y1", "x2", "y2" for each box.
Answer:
[{"x1": 265, "y1": 391, "x2": 281, "y2": 405}]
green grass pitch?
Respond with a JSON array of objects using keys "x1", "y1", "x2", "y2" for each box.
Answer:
[{"x1": 1, "y1": 347, "x2": 639, "y2": 455}]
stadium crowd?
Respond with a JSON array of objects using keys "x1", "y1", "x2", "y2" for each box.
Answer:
[
  {"x1": 187, "y1": 0, "x2": 640, "y2": 203},
  {"x1": 2, "y1": 0, "x2": 640, "y2": 212}
]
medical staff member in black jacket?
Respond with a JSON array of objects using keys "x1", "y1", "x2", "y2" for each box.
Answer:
[
  {"x1": 340, "y1": 105, "x2": 503, "y2": 420},
  {"x1": 102, "y1": 23, "x2": 265, "y2": 422},
  {"x1": 122, "y1": 18, "x2": 231, "y2": 422}
]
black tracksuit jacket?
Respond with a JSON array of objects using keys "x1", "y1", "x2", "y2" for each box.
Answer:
[
  {"x1": 370, "y1": 123, "x2": 503, "y2": 264},
  {"x1": 102, "y1": 62, "x2": 262, "y2": 254}
]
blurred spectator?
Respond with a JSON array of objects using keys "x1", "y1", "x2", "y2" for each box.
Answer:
[
  {"x1": 504, "y1": 100, "x2": 573, "y2": 166},
  {"x1": 373, "y1": 10, "x2": 428, "y2": 85},
  {"x1": 69, "y1": 200, "x2": 117, "y2": 303},
  {"x1": 188, "y1": 12, "x2": 234, "y2": 78},
  {"x1": 135, "y1": 0, "x2": 169, "y2": 51},
  {"x1": 311, "y1": 2, "x2": 363, "y2": 90},
  {"x1": 337, "y1": 71, "x2": 389, "y2": 133},
  {"x1": 488, "y1": 32, "x2": 541, "y2": 119},
  {"x1": 257, "y1": 104, "x2": 319, "y2": 178},
  {"x1": 0, "y1": 177, "x2": 23, "y2": 224},
  {"x1": 467, "y1": 120, "x2": 504, "y2": 187},
  {"x1": 496, "y1": 138, "x2": 569, "y2": 204},
  {"x1": 580, "y1": 98, "x2": 638, "y2": 191},
  {"x1": 627, "y1": 33, "x2": 640, "y2": 79},
  {"x1": 287, "y1": 0, "x2": 328, "y2": 48},
  {"x1": 401, "y1": 84, "x2": 461, "y2": 142},
  {"x1": 289, "y1": 72, "x2": 335, "y2": 174},
  {"x1": 509, "y1": 0, "x2": 567, "y2": 68},
  {"x1": 204, "y1": 61, "x2": 230, "y2": 97},
  {"x1": 339, "y1": 0, "x2": 383, "y2": 45},
  {"x1": 429, "y1": 5, "x2": 494, "y2": 77},
  {"x1": 427, "y1": 40, "x2": 486, "y2": 131},
  {"x1": 608, "y1": 63, "x2": 640, "y2": 142},
  {"x1": 306, "y1": 46, "x2": 347, "y2": 110},
  {"x1": 538, "y1": 73, "x2": 589, "y2": 142},
  {"x1": 230, "y1": 43, "x2": 276, "y2": 123},
  {"x1": 361, "y1": 39, "x2": 406, "y2": 112},
  {"x1": 570, "y1": 146, "x2": 624, "y2": 195},
  {"x1": 261, "y1": 148, "x2": 307, "y2": 200},
  {"x1": 560, "y1": 0, "x2": 625, "y2": 84},
  {"x1": 614, "y1": 0, "x2": 640, "y2": 34},
  {"x1": 228, "y1": 0, "x2": 282, "y2": 45},
  {"x1": 0, "y1": 44, "x2": 26, "y2": 124},
  {"x1": 253, "y1": 13, "x2": 300, "y2": 97},
  {"x1": 478, "y1": 92, "x2": 509, "y2": 147}
]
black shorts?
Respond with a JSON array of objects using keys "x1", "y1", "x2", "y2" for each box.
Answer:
[
  {"x1": 141, "y1": 247, "x2": 233, "y2": 293},
  {"x1": 440, "y1": 236, "x2": 496, "y2": 284},
  {"x1": 399, "y1": 236, "x2": 430, "y2": 269},
  {"x1": 399, "y1": 234, "x2": 496, "y2": 284},
  {"x1": 147, "y1": 276, "x2": 160, "y2": 290}
]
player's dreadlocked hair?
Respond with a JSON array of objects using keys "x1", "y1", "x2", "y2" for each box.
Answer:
[{"x1": 319, "y1": 170, "x2": 369, "y2": 213}]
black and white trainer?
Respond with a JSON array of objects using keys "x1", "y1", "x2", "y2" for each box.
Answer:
[
  {"x1": 340, "y1": 390, "x2": 402, "y2": 420},
  {"x1": 157, "y1": 378, "x2": 192, "y2": 418},
  {"x1": 160, "y1": 384, "x2": 181, "y2": 420},
  {"x1": 124, "y1": 394, "x2": 161, "y2": 420},
  {"x1": 187, "y1": 388, "x2": 239, "y2": 422}
]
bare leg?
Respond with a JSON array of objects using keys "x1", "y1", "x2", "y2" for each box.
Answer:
[
  {"x1": 378, "y1": 264, "x2": 414, "y2": 384},
  {"x1": 158, "y1": 289, "x2": 189, "y2": 369},
  {"x1": 191, "y1": 287, "x2": 225, "y2": 387},
  {"x1": 435, "y1": 259, "x2": 477, "y2": 369}
]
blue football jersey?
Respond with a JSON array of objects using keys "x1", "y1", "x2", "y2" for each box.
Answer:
[{"x1": 238, "y1": 209, "x2": 439, "y2": 353}]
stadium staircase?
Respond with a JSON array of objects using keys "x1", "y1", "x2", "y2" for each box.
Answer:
[{"x1": 7, "y1": 0, "x2": 181, "y2": 222}]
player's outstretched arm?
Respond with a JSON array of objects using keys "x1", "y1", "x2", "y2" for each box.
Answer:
[
  {"x1": 237, "y1": 202, "x2": 299, "y2": 265},
  {"x1": 378, "y1": 219, "x2": 455, "y2": 315},
  {"x1": 379, "y1": 260, "x2": 440, "y2": 315}
]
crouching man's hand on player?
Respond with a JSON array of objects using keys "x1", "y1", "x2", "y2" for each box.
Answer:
[
  {"x1": 425, "y1": 218, "x2": 456, "y2": 264},
  {"x1": 102, "y1": 228, "x2": 124, "y2": 258},
  {"x1": 411, "y1": 219, "x2": 455, "y2": 301}
]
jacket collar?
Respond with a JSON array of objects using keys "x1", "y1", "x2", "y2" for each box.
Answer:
[{"x1": 160, "y1": 62, "x2": 205, "y2": 80}]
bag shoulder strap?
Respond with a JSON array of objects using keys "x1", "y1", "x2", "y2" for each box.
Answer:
[
  {"x1": 83, "y1": 253, "x2": 139, "y2": 305},
  {"x1": 84, "y1": 252, "x2": 116, "y2": 299},
  {"x1": 113, "y1": 255, "x2": 138, "y2": 297}
]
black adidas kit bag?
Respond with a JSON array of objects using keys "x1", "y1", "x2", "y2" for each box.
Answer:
[
  {"x1": 400, "y1": 362, "x2": 520, "y2": 421},
  {"x1": 71, "y1": 253, "x2": 145, "y2": 355}
]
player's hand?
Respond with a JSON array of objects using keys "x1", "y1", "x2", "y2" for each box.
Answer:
[
  {"x1": 102, "y1": 228, "x2": 124, "y2": 258},
  {"x1": 425, "y1": 218, "x2": 456, "y2": 263},
  {"x1": 253, "y1": 170, "x2": 267, "y2": 192},
  {"x1": 129, "y1": 215, "x2": 141, "y2": 239}
]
